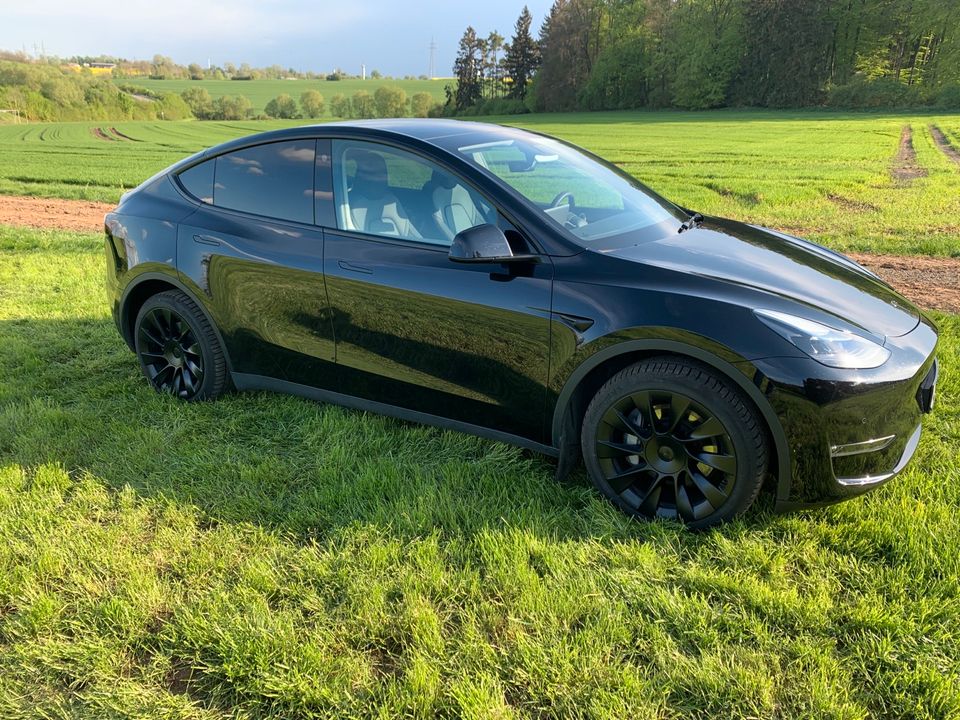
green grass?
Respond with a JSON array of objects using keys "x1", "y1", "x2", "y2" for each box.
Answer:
[
  {"x1": 1, "y1": 110, "x2": 959, "y2": 255},
  {"x1": 135, "y1": 78, "x2": 451, "y2": 114},
  {"x1": 1, "y1": 220, "x2": 960, "y2": 717}
]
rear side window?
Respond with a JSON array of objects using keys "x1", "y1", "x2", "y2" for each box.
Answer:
[
  {"x1": 214, "y1": 140, "x2": 316, "y2": 224},
  {"x1": 177, "y1": 160, "x2": 214, "y2": 203}
]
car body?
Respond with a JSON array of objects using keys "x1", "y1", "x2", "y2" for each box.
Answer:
[{"x1": 105, "y1": 119, "x2": 938, "y2": 525}]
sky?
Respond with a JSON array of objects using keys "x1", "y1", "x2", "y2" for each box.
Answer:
[{"x1": 2, "y1": 0, "x2": 553, "y2": 77}]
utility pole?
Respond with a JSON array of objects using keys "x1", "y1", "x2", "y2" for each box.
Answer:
[{"x1": 428, "y1": 38, "x2": 437, "y2": 79}]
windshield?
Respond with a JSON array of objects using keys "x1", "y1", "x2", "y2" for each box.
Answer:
[{"x1": 455, "y1": 134, "x2": 681, "y2": 245}]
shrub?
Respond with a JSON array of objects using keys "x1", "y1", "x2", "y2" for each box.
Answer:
[
  {"x1": 299, "y1": 89, "x2": 325, "y2": 118},
  {"x1": 264, "y1": 93, "x2": 298, "y2": 119},
  {"x1": 410, "y1": 92, "x2": 434, "y2": 118},
  {"x1": 351, "y1": 90, "x2": 375, "y2": 119},
  {"x1": 157, "y1": 92, "x2": 193, "y2": 120},
  {"x1": 329, "y1": 93, "x2": 351, "y2": 118},
  {"x1": 937, "y1": 83, "x2": 960, "y2": 110},
  {"x1": 181, "y1": 87, "x2": 213, "y2": 119},
  {"x1": 827, "y1": 77, "x2": 925, "y2": 109},
  {"x1": 212, "y1": 95, "x2": 252, "y2": 120},
  {"x1": 373, "y1": 85, "x2": 407, "y2": 117}
]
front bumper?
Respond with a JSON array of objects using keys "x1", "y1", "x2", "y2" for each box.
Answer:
[{"x1": 744, "y1": 314, "x2": 938, "y2": 510}]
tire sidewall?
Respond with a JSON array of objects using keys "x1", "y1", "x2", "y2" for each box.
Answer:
[
  {"x1": 581, "y1": 361, "x2": 766, "y2": 528},
  {"x1": 134, "y1": 293, "x2": 218, "y2": 401}
]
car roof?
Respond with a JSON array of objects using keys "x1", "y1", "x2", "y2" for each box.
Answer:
[{"x1": 186, "y1": 119, "x2": 538, "y2": 164}]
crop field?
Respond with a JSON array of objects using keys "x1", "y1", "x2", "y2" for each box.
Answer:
[
  {"x1": 135, "y1": 78, "x2": 452, "y2": 114},
  {"x1": 0, "y1": 110, "x2": 959, "y2": 255},
  {"x1": 1, "y1": 110, "x2": 959, "y2": 717}
]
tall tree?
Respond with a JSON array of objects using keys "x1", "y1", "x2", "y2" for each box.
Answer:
[
  {"x1": 534, "y1": 0, "x2": 601, "y2": 111},
  {"x1": 733, "y1": 0, "x2": 832, "y2": 107},
  {"x1": 453, "y1": 26, "x2": 484, "y2": 110},
  {"x1": 485, "y1": 31, "x2": 506, "y2": 98},
  {"x1": 504, "y1": 6, "x2": 540, "y2": 100}
]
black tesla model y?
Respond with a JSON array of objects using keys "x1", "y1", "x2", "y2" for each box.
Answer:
[{"x1": 105, "y1": 120, "x2": 939, "y2": 527}]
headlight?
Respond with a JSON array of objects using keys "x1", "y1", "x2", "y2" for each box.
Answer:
[{"x1": 755, "y1": 309, "x2": 890, "y2": 369}]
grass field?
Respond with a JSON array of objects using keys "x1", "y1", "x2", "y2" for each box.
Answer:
[
  {"x1": 0, "y1": 225, "x2": 958, "y2": 718},
  {"x1": 1, "y1": 110, "x2": 960, "y2": 717},
  {"x1": 0, "y1": 110, "x2": 959, "y2": 255},
  {"x1": 135, "y1": 78, "x2": 451, "y2": 114}
]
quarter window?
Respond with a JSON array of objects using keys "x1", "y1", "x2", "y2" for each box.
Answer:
[
  {"x1": 177, "y1": 160, "x2": 214, "y2": 204},
  {"x1": 332, "y1": 139, "x2": 496, "y2": 246},
  {"x1": 214, "y1": 140, "x2": 316, "y2": 224}
]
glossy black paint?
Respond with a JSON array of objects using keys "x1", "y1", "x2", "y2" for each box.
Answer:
[{"x1": 105, "y1": 119, "x2": 939, "y2": 511}]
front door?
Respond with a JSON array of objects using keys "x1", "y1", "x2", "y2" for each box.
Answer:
[{"x1": 323, "y1": 139, "x2": 554, "y2": 443}]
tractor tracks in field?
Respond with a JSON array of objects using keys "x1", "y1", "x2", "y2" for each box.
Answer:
[
  {"x1": 89, "y1": 126, "x2": 137, "y2": 142},
  {"x1": 892, "y1": 125, "x2": 927, "y2": 185},
  {"x1": 893, "y1": 123, "x2": 960, "y2": 183},
  {"x1": 929, "y1": 124, "x2": 960, "y2": 166}
]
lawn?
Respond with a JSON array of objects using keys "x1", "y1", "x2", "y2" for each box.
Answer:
[
  {"x1": 1, "y1": 109, "x2": 960, "y2": 717},
  {"x1": 0, "y1": 110, "x2": 959, "y2": 255}
]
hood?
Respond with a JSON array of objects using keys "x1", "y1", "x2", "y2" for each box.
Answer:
[{"x1": 603, "y1": 216, "x2": 919, "y2": 339}]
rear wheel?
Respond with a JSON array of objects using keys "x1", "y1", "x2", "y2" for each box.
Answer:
[
  {"x1": 134, "y1": 290, "x2": 227, "y2": 401},
  {"x1": 581, "y1": 357, "x2": 767, "y2": 528}
]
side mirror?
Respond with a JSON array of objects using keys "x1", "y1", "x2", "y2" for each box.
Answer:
[{"x1": 448, "y1": 224, "x2": 539, "y2": 264}]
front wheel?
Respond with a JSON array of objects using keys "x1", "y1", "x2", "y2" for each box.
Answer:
[{"x1": 581, "y1": 357, "x2": 768, "y2": 528}]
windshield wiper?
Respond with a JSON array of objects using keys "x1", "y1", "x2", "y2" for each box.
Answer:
[{"x1": 677, "y1": 212, "x2": 704, "y2": 234}]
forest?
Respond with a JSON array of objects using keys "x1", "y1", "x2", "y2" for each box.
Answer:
[{"x1": 452, "y1": 0, "x2": 960, "y2": 113}]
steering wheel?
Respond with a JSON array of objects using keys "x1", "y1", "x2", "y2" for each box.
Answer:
[{"x1": 549, "y1": 191, "x2": 586, "y2": 230}]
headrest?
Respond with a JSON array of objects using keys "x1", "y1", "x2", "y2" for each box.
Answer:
[
  {"x1": 350, "y1": 150, "x2": 388, "y2": 186},
  {"x1": 430, "y1": 168, "x2": 457, "y2": 191}
]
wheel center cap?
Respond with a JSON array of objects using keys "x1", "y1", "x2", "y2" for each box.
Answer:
[{"x1": 646, "y1": 439, "x2": 685, "y2": 474}]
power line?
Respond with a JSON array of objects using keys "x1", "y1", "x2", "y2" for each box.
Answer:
[{"x1": 428, "y1": 38, "x2": 436, "y2": 79}]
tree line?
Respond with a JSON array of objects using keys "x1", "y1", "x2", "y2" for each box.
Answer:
[
  {"x1": 181, "y1": 86, "x2": 443, "y2": 120},
  {"x1": 450, "y1": 0, "x2": 960, "y2": 113}
]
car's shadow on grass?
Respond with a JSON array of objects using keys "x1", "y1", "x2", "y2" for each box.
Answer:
[{"x1": 0, "y1": 316, "x2": 780, "y2": 546}]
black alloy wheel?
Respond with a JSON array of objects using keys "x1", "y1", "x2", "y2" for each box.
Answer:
[
  {"x1": 134, "y1": 290, "x2": 227, "y2": 401},
  {"x1": 582, "y1": 358, "x2": 768, "y2": 528}
]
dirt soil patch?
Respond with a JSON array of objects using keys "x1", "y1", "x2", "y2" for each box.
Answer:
[
  {"x1": 0, "y1": 194, "x2": 956, "y2": 314},
  {"x1": 849, "y1": 252, "x2": 960, "y2": 315},
  {"x1": 930, "y1": 124, "x2": 960, "y2": 165},
  {"x1": 0, "y1": 194, "x2": 114, "y2": 233},
  {"x1": 892, "y1": 125, "x2": 927, "y2": 184}
]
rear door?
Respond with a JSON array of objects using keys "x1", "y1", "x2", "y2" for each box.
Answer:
[{"x1": 176, "y1": 138, "x2": 338, "y2": 385}]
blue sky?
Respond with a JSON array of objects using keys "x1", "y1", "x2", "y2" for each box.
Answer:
[{"x1": 3, "y1": 0, "x2": 552, "y2": 77}]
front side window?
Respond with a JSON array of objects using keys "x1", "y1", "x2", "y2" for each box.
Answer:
[
  {"x1": 456, "y1": 134, "x2": 680, "y2": 245},
  {"x1": 214, "y1": 140, "x2": 316, "y2": 224},
  {"x1": 332, "y1": 140, "x2": 496, "y2": 246}
]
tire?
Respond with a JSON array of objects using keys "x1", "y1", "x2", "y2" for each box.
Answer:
[
  {"x1": 581, "y1": 357, "x2": 768, "y2": 528},
  {"x1": 134, "y1": 290, "x2": 228, "y2": 401}
]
